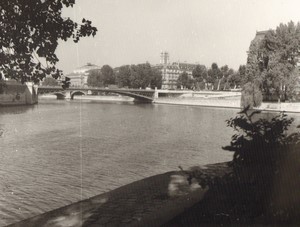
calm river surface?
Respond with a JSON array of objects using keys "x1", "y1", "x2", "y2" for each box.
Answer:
[{"x1": 2, "y1": 99, "x2": 297, "y2": 226}]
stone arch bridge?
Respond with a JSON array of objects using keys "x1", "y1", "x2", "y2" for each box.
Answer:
[{"x1": 38, "y1": 86, "x2": 158, "y2": 102}]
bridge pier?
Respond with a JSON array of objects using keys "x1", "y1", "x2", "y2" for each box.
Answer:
[
  {"x1": 65, "y1": 91, "x2": 71, "y2": 99},
  {"x1": 56, "y1": 95, "x2": 65, "y2": 100},
  {"x1": 154, "y1": 87, "x2": 159, "y2": 99}
]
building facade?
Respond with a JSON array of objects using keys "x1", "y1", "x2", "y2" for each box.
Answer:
[
  {"x1": 67, "y1": 63, "x2": 101, "y2": 87},
  {"x1": 156, "y1": 52, "x2": 197, "y2": 89}
]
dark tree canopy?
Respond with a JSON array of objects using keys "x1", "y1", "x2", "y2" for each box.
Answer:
[
  {"x1": 42, "y1": 76, "x2": 59, "y2": 86},
  {"x1": 192, "y1": 64, "x2": 207, "y2": 82},
  {"x1": 0, "y1": 0, "x2": 97, "y2": 83},
  {"x1": 87, "y1": 69, "x2": 103, "y2": 87},
  {"x1": 177, "y1": 71, "x2": 193, "y2": 89},
  {"x1": 116, "y1": 65, "x2": 131, "y2": 88},
  {"x1": 245, "y1": 21, "x2": 300, "y2": 101},
  {"x1": 219, "y1": 65, "x2": 234, "y2": 90},
  {"x1": 116, "y1": 63, "x2": 162, "y2": 89},
  {"x1": 101, "y1": 65, "x2": 115, "y2": 86},
  {"x1": 87, "y1": 65, "x2": 116, "y2": 87},
  {"x1": 207, "y1": 63, "x2": 222, "y2": 85},
  {"x1": 226, "y1": 65, "x2": 246, "y2": 90}
]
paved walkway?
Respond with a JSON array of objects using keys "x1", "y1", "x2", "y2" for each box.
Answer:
[
  {"x1": 7, "y1": 171, "x2": 206, "y2": 227},
  {"x1": 8, "y1": 163, "x2": 231, "y2": 227}
]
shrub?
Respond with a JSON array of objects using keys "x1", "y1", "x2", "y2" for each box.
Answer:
[
  {"x1": 223, "y1": 106, "x2": 300, "y2": 221},
  {"x1": 223, "y1": 106, "x2": 299, "y2": 167}
]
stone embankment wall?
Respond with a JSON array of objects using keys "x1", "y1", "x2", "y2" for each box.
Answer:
[
  {"x1": 0, "y1": 80, "x2": 38, "y2": 106},
  {"x1": 258, "y1": 102, "x2": 300, "y2": 113}
]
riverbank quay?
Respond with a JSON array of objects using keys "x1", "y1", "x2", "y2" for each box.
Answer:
[
  {"x1": 154, "y1": 96, "x2": 241, "y2": 109},
  {"x1": 39, "y1": 94, "x2": 135, "y2": 102},
  {"x1": 257, "y1": 102, "x2": 300, "y2": 113},
  {"x1": 154, "y1": 97, "x2": 300, "y2": 114},
  {"x1": 8, "y1": 163, "x2": 231, "y2": 227},
  {"x1": 0, "y1": 81, "x2": 38, "y2": 106}
]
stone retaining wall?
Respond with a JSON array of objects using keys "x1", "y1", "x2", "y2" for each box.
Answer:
[{"x1": 0, "y1": 80, "x2": 38, "y2": 106}]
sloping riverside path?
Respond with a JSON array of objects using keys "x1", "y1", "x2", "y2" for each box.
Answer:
[{"x1": 6, "y1": 170, "x2": 207, "y2": 227}]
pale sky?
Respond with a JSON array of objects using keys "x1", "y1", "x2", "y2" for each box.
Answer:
[{"x1": 55, "y1": 0, "x2": 300, "y2": 74}]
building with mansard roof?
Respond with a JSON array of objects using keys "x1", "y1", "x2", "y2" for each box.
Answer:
[
  {"x1": 67, "y1": 63, "x2": 101, "y2": 87},
  {"x1": 155, "y1": 52, "x2": 198, "y2": 89}
]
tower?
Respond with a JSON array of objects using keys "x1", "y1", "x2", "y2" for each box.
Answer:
[{"x1": 160, "y1": 51, "x2": 169, "y2": 65}]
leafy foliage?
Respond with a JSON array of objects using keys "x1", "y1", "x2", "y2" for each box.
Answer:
[
  {"x1": 0, "y1": 0, "x2": 97, "y2": 83},
  {"x1": 207, "y1": 63, "x2": 222, "y2": 86},
  {"x1": 42, "y1": 77, "x2": 59, "y2": 86},
  {"x1": 87, "y1": 65, "x2": 116, "y2": 87},
  {"x1": 177, "y1": 72, "x2": 193, "y2": 89},
  {"x1": 222, "y1": 107, "x2": 300, "y2": 222},
  {"x1": 87, "y1": 69, "x2": 103, "y2": 87},
  {"x1": 223, "y1": 107, "x2": 299, "y2": 167},
  {"x1": 192, "y1": 64, "x2": 207, "y2": 87},
  {"x1": 245, "y1": 21, "x2": 300, "y2": 101},
  {"x1": 182, "y1": 108, "x2": 300, "y2": 224},
  {"x1": 116, "y1": 65, "x2": 131, "y2": 88},
  {"x1": 101, "y1": 65, "x2": 115, "y2": 86},
  {"x1": 241, "y1": 82, "x2": 263, "y2": 108},
  {"x1": 115, "y1": 63, "x2": 162, "y2": 89}
]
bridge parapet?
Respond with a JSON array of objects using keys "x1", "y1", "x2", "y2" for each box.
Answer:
[{"x1": 38, "y1": 86, "x2": 156, "y2": 102}]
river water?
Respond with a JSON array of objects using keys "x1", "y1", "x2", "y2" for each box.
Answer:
[{"x1": 1, "y1": 99, "x2": 293, "y2": 226}]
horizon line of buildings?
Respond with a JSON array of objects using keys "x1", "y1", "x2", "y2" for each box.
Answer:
[
  {"x1": 66, "y1": 30, "x2": 274, "y2": 89},
  {"x1": 67, "y1": 52, "x2": 199, "y2": 89}
]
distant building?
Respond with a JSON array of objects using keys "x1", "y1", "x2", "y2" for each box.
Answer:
[
  {"x1": 155, "y1": 52, "x2": 197, "y2": 89},
  {"x1": 67, "y1": 63, "x2": 101, "y2": 87},
  {"x1": 252, "y1": 30, "x2": 268, "y2": 44}
]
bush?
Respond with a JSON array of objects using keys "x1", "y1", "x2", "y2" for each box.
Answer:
[
  {"x1": 223, "y1": 106, "x2": 299, "y2": 167},
  {"x1": 223, "y1": 106, "x2": 300, "y2": 222},
  {"x1": 181, "y1": 107, "x2": 300, "y2": 224}
]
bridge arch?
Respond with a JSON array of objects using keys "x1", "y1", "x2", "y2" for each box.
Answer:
[
  {"x1": 113, "y1": 91, "x2": 153, "y2": 102},
  {"x1": 53, "y1": 92, "x2": 66, "y2": 100},
  {"x1": 70, "y1": 91, "x2": 87, "y2": 100}
]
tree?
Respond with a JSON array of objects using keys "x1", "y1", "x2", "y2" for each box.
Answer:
[
  {"x1": 116, "y1": 65, "x2": 131, "y2": 88},
  {"x1": 116, "y1": 63, "x2": 162, "y2": 89},
  {"x1": 245, "y1": 21, "x2": 300, "y2": 101},
  {"x1": 0, "y1": 1, "x2": 97, "y2": 84},
  {"x1": 101, "y1": 65, "x2": 115, "y2": 86},
  {"x1": 238, "y1": 65, "x2": 247, "y2": 86},
  {"x1": 207, "y1": 63, "x2": 222, "y2": 90},
  {"x1": 129, "y1": 64, "x2": 150, "y2": 89},
  {"x1": 87, "y1": 69, "x2": 103, "y2": 87},
  {"x1": 241, "y1": 82, "x2": 263, "y2": 108},
  {"x1": 192, "y1": 64, "x2": 207, "y2": 82},
  {"x1": 149, "y1": 67, "x2": 162, "y2": 89},
  {"x1": 219, "y1": 65, "x2": 234, "y2": 90},
  {"x1": 177, "y1": 72, "x2": 193, "y2": 89},
  {"x1": 192, "y1": 65, "x2": 207, "y2": 90},
  {"x1": 42, "y1": 77, "x2": 59, "y2": 86},
  {"x1": 227, "y1": 72, "x2": 241, "y2": 89}
]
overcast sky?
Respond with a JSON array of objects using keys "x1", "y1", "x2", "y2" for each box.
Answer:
[{"x1": 55, "y1": 0, "x2": 300, "y2": 74}]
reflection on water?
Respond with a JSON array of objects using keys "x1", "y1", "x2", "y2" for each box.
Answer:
[
  {"x1": 0, "y1": 105, "x2": 36, "y2": 115},
  {"x1": 2, "y1": 99, "x2": 298, "y2": 226}
]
